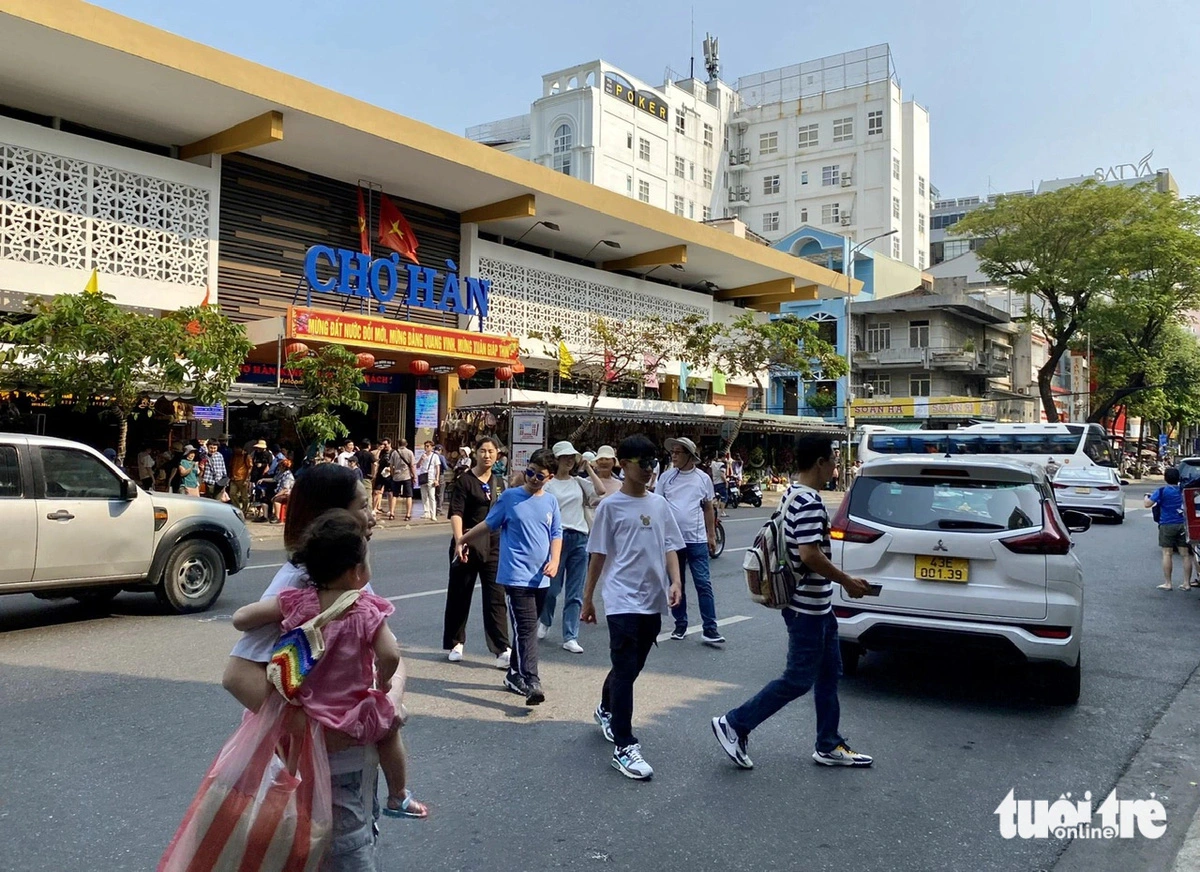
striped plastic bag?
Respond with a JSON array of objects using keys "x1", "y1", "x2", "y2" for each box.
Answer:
[{"x1": 158, "y1": 694, "x2": 332, "y2": 872}]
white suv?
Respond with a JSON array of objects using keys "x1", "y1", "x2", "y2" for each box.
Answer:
[{"x1": 830, "y1": 456, "x2": 1089, "y2": 704}]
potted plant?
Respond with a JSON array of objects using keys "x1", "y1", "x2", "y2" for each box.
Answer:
[{"x1": 808, "y1": 391, "x2": 837, "y2": 415}]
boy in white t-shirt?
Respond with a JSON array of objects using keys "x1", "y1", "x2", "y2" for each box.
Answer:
[{"x1": 582, "y1": 434, "x2": 684, "y2": 781}]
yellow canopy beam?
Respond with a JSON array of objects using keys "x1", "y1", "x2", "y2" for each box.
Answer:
[
  {"x1": 179, "y1": 110, "x2": 283, "y2": 160},
  {"x1": 460, "y1": 194, "x2": 536, "y2": 224},
  {"x1": 742, "y1": 289, "x2": 822, "y2": 308},
  {"x1": 713, "y1": 278, "x2": 798, "y2": 302},
  {"x1": 601, "y1": 245, "x2": 687, "y2": 272}
]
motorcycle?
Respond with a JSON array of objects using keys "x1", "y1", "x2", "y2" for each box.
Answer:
[{"x1": 724, "y1": 480, "x2": 763, "y2": 509}]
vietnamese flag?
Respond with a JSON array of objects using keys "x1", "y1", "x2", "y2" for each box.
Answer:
[
  {"x1": 378, "y1": 194, "x2": 420, "y2": 264},
  {"x1": 356, "y1": 187, "x2": 370, "y2": 255}
]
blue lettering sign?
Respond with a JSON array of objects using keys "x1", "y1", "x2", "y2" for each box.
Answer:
[{"x1": 303, "y1": 245, "x2": 491, "y2": 317}]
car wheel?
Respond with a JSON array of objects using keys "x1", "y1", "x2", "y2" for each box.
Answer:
[
  {"x1": 157, "y1": 539, "x2": 226, "y2": 614},
  {"x1": 72, "y1": 588, "x2": 120, "y2": 608},
  {"x1": 1042, "y1": 657, "x2": 1081, "y2": 705},
  {"x1": 840, "y1": 641, "x2": 863, "y2": 677}
]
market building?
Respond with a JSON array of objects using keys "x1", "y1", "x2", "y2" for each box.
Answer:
[{"x1": 0, "y1": 0, "x2": 857, "y2": 457}]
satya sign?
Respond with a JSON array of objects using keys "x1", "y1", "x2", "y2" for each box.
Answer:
[
  {"x1": 603, "y1": 73, "x2": 669, "y2": 122},
  {"x1": 304, "y1": 246, "x2": 490, "y2": 318}
]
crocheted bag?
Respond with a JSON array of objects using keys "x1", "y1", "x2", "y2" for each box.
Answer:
[{"x1": 268, "y1": 589, "x2": 362, "y2": 701}]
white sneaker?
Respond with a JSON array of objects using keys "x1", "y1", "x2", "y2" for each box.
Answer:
[
  {"x1": 447, "y1": 643, "x2": 464, "y2": 662},
  {"x1": 612, "y1": 743, "x2": 653, "y2": 780},
  {"x1": 562, "y1": 639, "x2": 584, "y2": 654},
  {"x1": 536, "y1": 622, "x2": 549, "y2": 640},
  {"x1": 494, "y1": 648, "x2": 511, "y2": 669},
  {"x1": 812, "y1": 744, "x2": 874, "y2": 767}
]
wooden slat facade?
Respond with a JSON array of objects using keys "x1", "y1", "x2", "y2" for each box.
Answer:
[{"x1": 217, "y1": 153, "x2": 462, "y2": 329}]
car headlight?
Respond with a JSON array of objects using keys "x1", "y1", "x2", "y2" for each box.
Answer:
[{"x1": 233, "y1": 507, "x2": 245, "y2": 523}]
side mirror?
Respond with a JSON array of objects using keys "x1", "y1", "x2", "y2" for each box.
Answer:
[
  {"x1": 1119, "y1": 479, "x2": 1130, "y2": 486},
  {"x1": 120, "y1": 478, "x2": 139, "y2": 501},
  {"x1": 1060, "y1": 509, "x2": 1091, "y2": 534}
]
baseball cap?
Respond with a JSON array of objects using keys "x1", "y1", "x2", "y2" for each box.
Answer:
[
  {"x1": 665, "y1": 437, "x2": 699, "y2": 459},
  {"x1": 595, "y1": 445, "x2": 617, "y2": 460},
  {"x1": 552, "y1": 440, "x2": 579, "y2": 457}
]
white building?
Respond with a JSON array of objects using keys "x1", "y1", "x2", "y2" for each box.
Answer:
[
  {"x1": 469, "y1": 44, "x2": 931, "y2": 270},
  {"x1": 467, "y1": 61, "x2": 737, "y2": 224},
  {"x1": 728, "y1": 45, "x2": 929, "y2": 269}
]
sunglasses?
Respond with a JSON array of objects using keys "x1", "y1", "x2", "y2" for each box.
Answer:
[
  {"x1": 623, "y1": 457, "x2": 657, "y2": 470},
  {"x1": 524, "y1": 467, "x2": 552, "y2": 482}
]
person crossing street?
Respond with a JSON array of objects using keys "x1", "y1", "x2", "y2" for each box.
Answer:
[{"x1": 656, "y1": 437, "x2": 724, "y2": 646}]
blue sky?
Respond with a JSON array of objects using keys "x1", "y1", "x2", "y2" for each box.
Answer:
[{"x1": 93, "y1": 0, "x2": 1198, "y2": 196}]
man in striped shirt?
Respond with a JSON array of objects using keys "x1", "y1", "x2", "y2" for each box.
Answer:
[{"x1": 712, "y1": 435, "x2": 874, "y2": 770}]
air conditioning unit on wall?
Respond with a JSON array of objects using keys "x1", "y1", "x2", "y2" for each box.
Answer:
[
  {"x1": 840, "y1": 213, "x2": 853, "y2": 226},
  {"x1": 841, "y1": 173, "x2": 853, "y2": 187}
]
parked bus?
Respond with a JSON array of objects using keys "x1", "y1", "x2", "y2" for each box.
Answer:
[{"x1": 858, "y1": 422, "x2": 1115, "y2": 469}]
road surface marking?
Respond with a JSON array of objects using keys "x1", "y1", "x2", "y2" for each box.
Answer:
[
  {"x1": 245, "y1": 562, "x2": 284, "y2": 571},
  {"x1": 386, "y1": 584, "x2": 478, "y2": 602},
  {"x1": 656, "y1": 614, "x2": 752, "y2": 643}
]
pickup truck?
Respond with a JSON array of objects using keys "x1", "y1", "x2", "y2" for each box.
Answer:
[{"x1": 0, "y1": 433, "x2": 251, "y2": 613}]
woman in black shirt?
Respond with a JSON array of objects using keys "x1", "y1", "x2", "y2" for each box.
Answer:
[{"x1": 444, "y1": 436, "x2": 511, "y2": 667}]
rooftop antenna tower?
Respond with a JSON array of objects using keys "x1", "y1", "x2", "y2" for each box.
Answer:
[
  {"x1": 703, "y1": 32, "x2": 720, "y2": 81},
  {"x1": 689, "y1": 7, "x2": 695, "y2": 79}
]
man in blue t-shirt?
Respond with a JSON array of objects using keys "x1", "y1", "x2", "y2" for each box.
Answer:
[
  {"x1": 461, "y1": 447, "x2": 562, "y2": 705},
  {"x1": 1146, "y1": 466, "x2": 1193, "y2": 590}
]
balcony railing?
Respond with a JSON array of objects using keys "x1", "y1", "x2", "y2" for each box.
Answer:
[{"x1": 855, "y1": 344, "x2": 1014, "y2": 374}]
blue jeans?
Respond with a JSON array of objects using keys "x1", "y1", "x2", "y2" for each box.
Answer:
[
  {"x1": 539, "y1": 529, "x2": 588, "y2": 642},
  {"x1": 724, "y1": 610, "x2": 845, "y2": 754},
  {"x1": 323, "y1": 757, "x2": 380, "y2": 871},
  {"x1": 670, "y1": 542, "x2": 718, "y2": 635}
]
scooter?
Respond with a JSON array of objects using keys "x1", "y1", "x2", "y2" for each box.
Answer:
[{"x1": 724, "y1": 480, "x2": 763, "y2": 509}]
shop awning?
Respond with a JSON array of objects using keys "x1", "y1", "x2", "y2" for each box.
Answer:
[{"x1": 737, "y1": 412, "x2": 845, "y2": 435}]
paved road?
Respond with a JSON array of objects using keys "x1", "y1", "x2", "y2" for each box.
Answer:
[{"x1": 0, "y1": 492, "x2": 1195, "y2": 871}]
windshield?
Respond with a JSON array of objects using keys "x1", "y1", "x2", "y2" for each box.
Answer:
[{"x1": 850, "y1": 475, "x2": 1043, "y2": 533}]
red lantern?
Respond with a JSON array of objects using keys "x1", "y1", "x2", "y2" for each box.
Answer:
[
  {"x1": 355, "y1": 352, "x2": 376, "y2": 370},
  {"x1": 409, "y1": 358, "x2": 431, "y2": 376},
  {"x1": 457, "y1": 364, "x2": 477, "y2": 380},
  {"x1": 495, "y1": 366, "x2": 514, "y2": 382},
  {"x1": 284, "y1": 341, "x2": 309, "y2": 358}
]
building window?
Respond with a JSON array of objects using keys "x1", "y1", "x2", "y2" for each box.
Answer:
[
  {"x1": 798, "y1": 124, "x2": 819, "y2": 148},
  {"x1": 867, "y1": 374, "x2": 891, "y2": 397},
  {"x1": 627, "y1": 133, "x2": 633, "y2": 149},
  {"x1": 943, "y1": 239, "x2": 971, "y2": 260},
  {"x1": 909, "y1": 319, "x2": 929, "y2": 348},
  {"x1": 800, "y1": 170, "x2": 809, "y2": 185},
  {"x1": 702, "y1": 205, "x2": 711, "y2": 220},
  {"x1": 821, "y1": 165, "x2": 840, "y2": 186},
  {"x1": 674, "y1": 156, "x2": 686, "y2": 178},
  {"x1": 892, "y1": 235, "x2": 901, "y2": 259},
  {"x1": 626, "y1": 175, "x2": 633, "y2": 195},
  {"x1": 918, "y1": 175, "x2": 926, "y2": 197},
  {"x1": 893, "y1": 156, "x2": 901, "y2": 180},
  {"x1": 676, "y1": 110, "x2": 686, "y2": 134},
  {"x1": 763, "y1": 174, "x2": 780, "y2": 195},
  {"x1": 763, "y1": 211, "x2": 780, "y2": 232},
  {"x1": 639, "y1": 138, "x2": 651, "y2": 161},
  {"x1": 868, "y1": 110, "x2": 883, "y2": 136},
  {"x1": 910, "y1": 374, "x2": 931, "y2": 397},
  {"x1": 866, "y1": 322, "x2": 891, "y2": 353},
  {"x1": 759, "y1": 131, "x2": 779, "y2": 155},
  {"x1": 703, "y1": 123, "x2": 714, "y2": 148},
  {"x1": 893, "y1": 196, "x2": 901, "y2": 219},
  {"x1": 799, "y1": 207, "x2": 808, "y2": 223},
  {"x1": 918, "y1": 250, "x2": 926, "y2": 269},
  {"x1": 703, "y1": 167, "x2": 713, "y2": 188},
  {"x1": 688, "y1": 201, "x2": 695, "y2": 219},
  {"x1": 638, "y1": 180, "x2": 650, "y2": 203},
  {"x1": 552, "y1": 123, "x2": 572, "y2": 175},
  {"x1": 821, "y1": 202, "x2": 840, "y2": 225},
  {"x1": 674, "y1": 195, "x2": 685, "y2": 216},
  {"x1": 689, "y1": 161, "x2": 695, "y2": 180},
  {"x1": 918, "y1": 212, "x2": 926, "y2": 234},
  {"x1": 833, "y1": 116, "x2": 854, "y2": 143}
]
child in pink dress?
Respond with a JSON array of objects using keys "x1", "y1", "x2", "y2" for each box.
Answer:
[{"x1": 233, "y1": 509, "x2": 428, "y2": 818}]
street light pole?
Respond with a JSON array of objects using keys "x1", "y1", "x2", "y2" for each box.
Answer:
[{"x1": 842, "y1": 229, "x2": 897, "y2": 484}]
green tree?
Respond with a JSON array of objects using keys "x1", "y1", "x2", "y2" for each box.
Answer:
[
  {"x1": 951, "y1": 181, "x2": 1162, "y2": 423},
  {"x1": 288, "y1": 344, "x2": 368, "y2": 453},
  {"x1": 530, "y1": 316, "x2": 677, "y2": 444},
  {"x1": 669, "y1": 312, "x2": 846, "y2": 449},
  {"x1": 1084, "y1": 194, "x2": 1200, "y2": 423},
  {"x1": 0, "y1": 290, "x2": 251, "y2": 460}
]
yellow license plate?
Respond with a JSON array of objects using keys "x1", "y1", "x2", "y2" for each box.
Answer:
[
  {"x1": 1075, "y1": 487, "x2": 1091, "y2": 494},
  {"x1": 915, "y1": 555, "x2": 969, "y2": 583}
]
